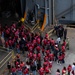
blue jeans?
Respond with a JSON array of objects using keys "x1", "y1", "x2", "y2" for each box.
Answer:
[
  {"x1": 51, "y1": 45, "x2": 54, "y2": 51},
  {"x1": 32, "y1": 71, "x2": 36, "y2": 75},
  {"x1": 17, "y1": 70, "x2": 22, "y2": 75},
  {"x1": 12, "y1": 72, "x2": 16, "y2": 75},
  {"x1": 17, "y1": 48, "x2": 20, "y2": 53},
  {"x1": 25, "y1": 74, "x2": 29, "y2": 75}
]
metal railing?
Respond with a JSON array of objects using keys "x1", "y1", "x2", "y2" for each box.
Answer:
[{"x1": 0, "y1": 47, "x2": 15, "y2": 69}]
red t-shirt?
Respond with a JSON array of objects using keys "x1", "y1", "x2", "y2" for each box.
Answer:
[
  {"x1": 33, "y1": 39, "x2": 36, "y2": 45},
  {"x1": 16, "y1": 62, "x2": 19, "y2": 68},
  {"x1": 63, "y1": 41, "x2": 66, "y2": 47},
  {"x1": 49, "y1": 53, "x2": 54, "y2": 61},
  {"x1": 44, "y1": 56, "x2": 48, "y2": 61},
  {"x1": 62, "y1": 69, "x2": 66, "y2": 74},
  {"x1": 11, "y1": 67, "x2": 16, "y2": 72},
  {"x1": 6, "y1": 29, "x2": 10, "y2": 35},
  {"x1": 43, "y1": 39, "x2": 47, "y2": 45},
  {"x1": 28, "y1": 52, "x2": 33, "y2": 59},
  {"x1": 20, "y1": 62, "x2": 25, "y2": 69},
  {"x1": 5, "y1": 41, "x2": 9, "y2": 47},
  {"x1": 8, "y1": 40, "x2": 12, "y2": 46},
  {"x1": 47, "y1": 39, "x2": 51, "y2": 45},
  {"x1": 67, "y1": 65, "x2": 72, "y2": 72},
  {"x1": 21, "y1": 32, "x2": 24, "y2": 37},
  {"x1": 45, "y1": 33, "x2": 48, "y2": 38},
  {"x1": 39, "y1": 67, "x2": 44, "y2": 75},
  {"x1": 51, "y1": 40, "x2": 55, "y2": 46},
  {"x1": 44, "y1": 66, "x2": 49, "y2": 73},
  {"x1": 17, "y1": 67, "x2": 22, "y2": 71},
  {"x1": 62, "y1": 46, "x2": 65, "y2": 52},
  {"x1": 37, "y1": 53, "x2": 41, "y2": 60},
  {"x1": 58, "y1": 55, "x2": 63, "y2": 60},
  {"x1": 29, "y1": 45, "x2": 33, "y2": 52},
  {"x1": 45, "y1": 50, "x2": 50, "y2": 55},
  {"x1": 37, "y1": 38, "x2": 40, "y2": 44},
  {"x1": 36, "y1": 46, "x2": 41, "y2": 52},
  {"x1": 48, "y1": 61, "x2": 52, "y2": 68},
  {"x1": 43, "y1": 62, "x2": 48, "y2": 68},
  {"x1": 23, "y1": 68, "x2": 29, "y2": 74},
  {"x1": 33, "y1": 54, "x2": 37, "y2": 60},
  {"x1": 61, "y1": 53, "x2": 65, "y2": 59},
  {"x1": 16, "y1": 44, "x2": 20, "y2": 48}
]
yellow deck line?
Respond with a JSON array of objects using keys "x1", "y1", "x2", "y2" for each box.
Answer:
[{"x1": 47, "y1": 29, "x2": 53, "y2": 34}]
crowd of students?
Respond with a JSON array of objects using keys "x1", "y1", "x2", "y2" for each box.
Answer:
[{"x1": 0, "y1": 23, "x2": 75, "y2": 75}]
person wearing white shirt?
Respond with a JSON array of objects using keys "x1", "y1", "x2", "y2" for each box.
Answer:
[
  {"x1": 72, "y1": 63, "x2": 75, "y2": 75},
  {"x1": 56, "y1": 37, "x2": 61, "y2": 44}
]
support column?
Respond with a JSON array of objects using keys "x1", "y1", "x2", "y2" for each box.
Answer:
[
  {"x1": 45, "y1": 0, "x2": 48, "y2": 25},
  {"x1": 53, "y1": 0, "x2": 55, "y2": 25},
  {"x1": 20, "y1": 0, "x2": 23, "y2": 17},
  {"x1": 34, "y1": 0, "x2": 38, "y2": 21},
  {"x1": 49, "y1": 0, "x2": 51, "y2": 25}
]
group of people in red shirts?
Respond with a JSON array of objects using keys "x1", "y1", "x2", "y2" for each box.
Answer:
[
  {"x1": 56, "y1": 63, "x2": 75, "y2": 75},
  {"x1": 0, "y1": 23, "x2": 74, "y2": 75}
]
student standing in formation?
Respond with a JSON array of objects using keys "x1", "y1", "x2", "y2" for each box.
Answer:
[
  {"x1": 56, "y1": 69, "x2": 60, "y2": 75},
  {"x1": 64, "y1": 28, "x2": 67, "y2": 40}
]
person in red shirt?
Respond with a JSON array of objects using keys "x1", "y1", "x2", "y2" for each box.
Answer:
[
  {"x1": 62, "y1": 40, "x2": 66, "y2": 47},
  {"x1": 42, "y1": 38, "x2": 47, "y2": 47},
  {"x1": 39, "y1": 67, "x2": 44, "y2": 75},
  {"x1": 67, "y1": 64, "x2": 72, "y2": 75},
  {"x1": 28, "y1": 52, "x2": 33, "y2": 60},
  {"x1": 62, "y1": 66, "x2": 66, "y2": 75},
  {"x1": 49, "y1": 53, "x2": 54, "y2": 61},
  {"x1": 16, "y1": 43, "x2": 20, "y2": 53},
  {"x1": 23, "y1": 66, "x2": 29, "y2": 75},
  {"x1": 58, "y1": 53, "x2": 63, "y2": 65},
  {"x1": 5, "y1": 29, "x2": 10, "y2": 38},
  {"x1": 36, "y1": 46, "x2": 41, "y2": 53},
  {"x1": 5, "y1": 41, "x2": 9, "y2": 48},
  {"x1": 17, "y1": 65, "x2": 22, "y2": 75},
  {"x1": 11, "y1": 66, "x2": 16, "y2": 75},
  {"x1": 61, "y1": 44, "x2": 66, "y2": 52},
  {"x1": 8, "y1": 38, "x2": 13, "y2": 49},
  {"x1": 43, "y1": 61, "x2": 47, "y2": 68},
  {"x1": 46, "y1": 39, "x2": 51, "y2": 46},
  {"x1": 37, "y1": 52, "x2": 41, "y2": 61},
  {"x1": 37, "y1": 37, "x2": 41, "y2": 45},
  {"x1": 44, "y1": 66, "x2": 51, "y2": 74},
  {"x1": 20, "y1": 61, "x2": 25, "y2": 69},
  {"x1": 45, "y1": 33, "x2": 48, "y2": 39},
  {"x1": 48, "y1": 61, "x2": 52, "y2": 70},
  {"x1": 44, "y1": 56, "x2": 49, "y2": 62},
  {"x1": 15, "y1": 61, "x2": 19, "y2": 69},
  {"x1": 61, "y1": 52, "x2": 65, "y2": 63},
  {"x1": 28, "y1": 45, "x2": 33, "y2": 52},
  {"x1": 45, "y1": 49, "x2": 50, "y2": 56},
  {"x1": 33, "y1": 53, "x2": 37, "y2": 60},
  {"x1": 33, "y1": 39, "x2": 37, "y2": 47}
]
